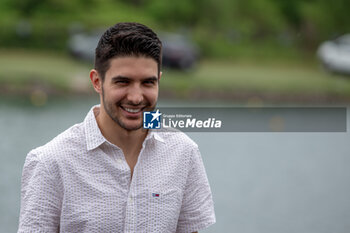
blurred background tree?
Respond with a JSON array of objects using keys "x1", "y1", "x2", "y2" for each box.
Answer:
[
  {"x1": 1, "y1": 0, "x2": 349, "y2": 57},
  {"x1": 1, "y1": 0, "x2": 350, "y2": 101}
]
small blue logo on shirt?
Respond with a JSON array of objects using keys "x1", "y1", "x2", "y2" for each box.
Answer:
[{"x1": 143, "y1": 110, "x2": 162, "y2": 129}]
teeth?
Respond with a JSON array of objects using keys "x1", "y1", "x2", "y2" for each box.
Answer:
[{"x1": 124, "y1": 107, "x2": 141, "y2": 113}]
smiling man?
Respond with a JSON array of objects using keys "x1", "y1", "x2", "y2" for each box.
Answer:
[{"x1": 18, "y1": 22, "x2": 215, "y2": 233}]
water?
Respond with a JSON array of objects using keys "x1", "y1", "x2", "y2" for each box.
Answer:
[{"x1": 1, "y1": 97, "x2": 350, "y2": 233}]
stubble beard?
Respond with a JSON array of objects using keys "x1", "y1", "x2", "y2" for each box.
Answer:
[{"x1": 101, "y1": 87, "x2": 155, "y2": 132}]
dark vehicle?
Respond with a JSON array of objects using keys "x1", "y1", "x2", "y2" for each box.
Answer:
[
  {"x1": 159, "y1": 33, "x2": 199, "y2": 70},
  {"x1": 317, "y1": 34, "x2": 350, "y2": 75},
  {"x1": 68, "y1": 31, "x2": 199, "y2": 70}
]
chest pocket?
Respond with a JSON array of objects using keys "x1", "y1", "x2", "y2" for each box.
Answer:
[
  {"x1": 149, "y1": 189, "x2": 181, "y2": 205},
  {"x1": 137, "y1": 189, "x2": 182, "y2": 232}
]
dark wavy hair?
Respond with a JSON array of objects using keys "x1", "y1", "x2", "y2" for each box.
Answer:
[{"x1": 94, "y1": 22, "x2": 162, "y2": 80}]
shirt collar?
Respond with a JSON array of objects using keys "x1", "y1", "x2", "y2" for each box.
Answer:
[
  {"x1": 84, "y1": 105, "x2": 165, "y2": 151},
  {"x1": 84, "y1": 105, "x2": 106, "y2": 151},
  {"x1": 146, "y1": 129, "x2": 165, "y2": 143}
]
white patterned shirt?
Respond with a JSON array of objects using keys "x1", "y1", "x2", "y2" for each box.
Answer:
[{"x1": 18, "y1": 105, "x2": 216, "y2": 233}]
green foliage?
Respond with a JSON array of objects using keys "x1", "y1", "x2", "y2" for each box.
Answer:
[
  {"x1": 233, "y1": 0, "x2": 287, "y2": 35},
  {"x1": 300, "y1": 0, "x2": 350, "y2": 39},
  {"x1": 146, "y1": 0, "x2": 197, "y2": 27},
  {"x1": 0, "y1": 0, "x2": 350, "y2": 57}
]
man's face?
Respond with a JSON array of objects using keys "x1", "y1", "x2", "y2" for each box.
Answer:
[{"x1": 100, "y1": 56, "x2": 160, "y2": 131}]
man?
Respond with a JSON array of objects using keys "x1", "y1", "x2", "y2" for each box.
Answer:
[{"x1": 18, "y1": 22, "x2": 215, "y2": 233}]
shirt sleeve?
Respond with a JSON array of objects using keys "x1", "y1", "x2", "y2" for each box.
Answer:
[
  {"x1": 18, "y1": 151, "x2": 62, "y2": 233},
  {"x1": 176, "y1": 146, "x2": 216, "y2": 233}
]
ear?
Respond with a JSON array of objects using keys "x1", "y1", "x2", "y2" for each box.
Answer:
[
  {"x1": 90, "y1": 69, "x2": 102, "y2": 94},
  {"x1": 158, "y1": 71, "x2": 162, "y2": 81}
]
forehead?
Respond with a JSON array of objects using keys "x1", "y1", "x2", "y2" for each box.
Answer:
[{"x1": 105, "y1": 56, "x2": 158, "y2": 79}]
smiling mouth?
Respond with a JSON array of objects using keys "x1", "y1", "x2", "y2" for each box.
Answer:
[{"x1": 120, "y1": 106, "x2": 144, "y2": 114}]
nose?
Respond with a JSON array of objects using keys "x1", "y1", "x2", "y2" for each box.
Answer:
[{"x1": 126, "y1": 84, "x2": 144, "y2": 105}]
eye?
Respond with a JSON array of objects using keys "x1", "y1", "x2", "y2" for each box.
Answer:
[{"x1": 143, "y1": 80, "x2": 156, "y2": 85}]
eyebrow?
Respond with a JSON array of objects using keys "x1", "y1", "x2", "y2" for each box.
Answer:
[
  {"x1": 143, "y1": 76, "x2": 158, "y2": 82},
  {"x1": 111, "y1": 75, "x2": 158, "y2": 82},
  {"x1": 111, "y1": 76, "x2": 129, "y2": 82}
]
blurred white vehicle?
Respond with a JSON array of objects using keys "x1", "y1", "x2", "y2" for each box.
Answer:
[{"x1": 317, "y1": 34, "x2": 350, "y2": 75}]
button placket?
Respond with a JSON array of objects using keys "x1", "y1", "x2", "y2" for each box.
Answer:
[
  {"x1": 124, "y1": 142, "x2": 149, "y2": 233},
  {"x1": 125, "y1": 193, "x2": 136, "y2": 232}
]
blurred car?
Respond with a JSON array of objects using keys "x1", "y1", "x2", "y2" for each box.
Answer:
[
  {"x1": 317, "y1": 34, "x2": 350, "y2": 75},
  {"x1": 68, "y1": 31, "x2": 199, "y2": 70},
  {"x1": 68, "y1": 31, "x2": 101, "y2": 62},
  {"x1": 159, "y1": 33, "x2": 199, "y2": 70}
]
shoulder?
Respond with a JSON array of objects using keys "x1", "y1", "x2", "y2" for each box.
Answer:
[{"x1": 28, "y1": 122, "x2": 85, "y2": 164}]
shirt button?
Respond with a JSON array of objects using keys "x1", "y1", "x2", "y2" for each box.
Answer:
[
  {"x1": 116, "y1": 158, "x2": 123, "y2": 164},
  {"x1": 129, "y1": 197, "x2": 133, "y2": 203}
]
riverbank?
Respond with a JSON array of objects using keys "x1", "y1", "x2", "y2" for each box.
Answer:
[{"x1": 1, "y1": 49, "x2": 350, "y2": 104}]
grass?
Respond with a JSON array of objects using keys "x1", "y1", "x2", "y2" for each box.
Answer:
[
  {"x1": 162, "y1": 59, "x2": 350, "y2": 101},
  {"x1": 1, "y1": 49, "x2": 350, "y2": 102},
  {"x1": 0, "y1": 49, "x2": 91, "y2": 94}
]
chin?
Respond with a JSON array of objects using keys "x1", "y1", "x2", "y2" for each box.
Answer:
[
  {"x1": 119, "y1": 120, "x2": 143, "y2": 131},
  {"x1": 123, "y1": 125, "x2": 143, "y2": 131}
]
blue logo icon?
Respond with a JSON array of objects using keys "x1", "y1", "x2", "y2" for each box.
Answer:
[{"x1": 143, "y1": 110, "x2": 162, "y2": 129}]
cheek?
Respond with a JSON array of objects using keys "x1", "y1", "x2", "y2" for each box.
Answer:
[
  {"x1": 104, "y1": 88, "x2": 124, "y2": 101},
  {"x1": 145, "y1": 88, "x2": 158, "y2": 102}
]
